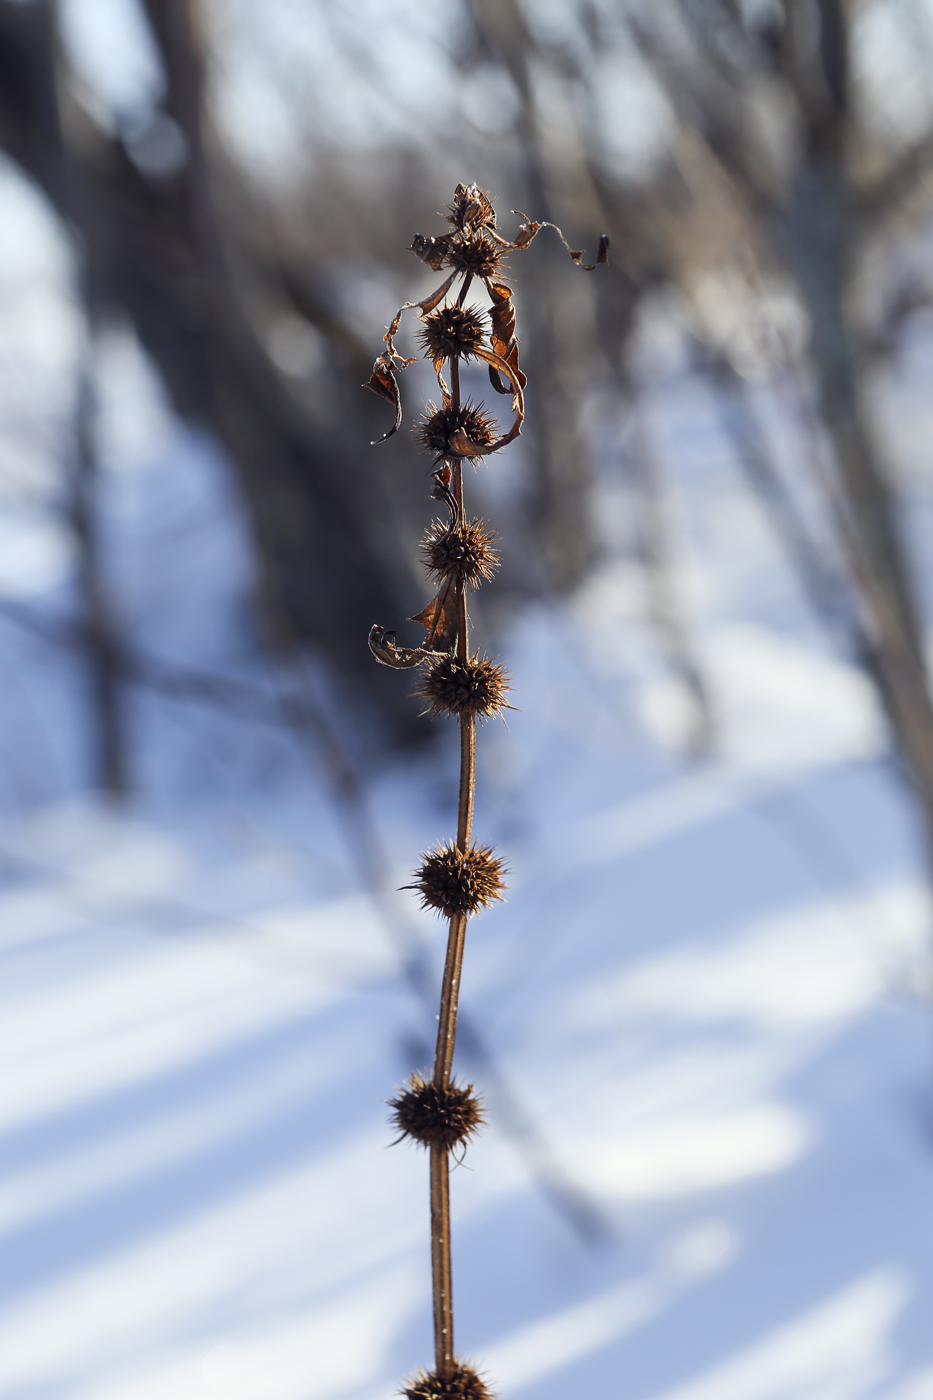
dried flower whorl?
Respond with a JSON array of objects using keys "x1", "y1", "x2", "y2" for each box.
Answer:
[
  {"x1": 390, "y1": 1072, "x2": 484, "y2": 1151},
  {"x1": 411, "y1": 841, "x2": 507, "y2": 918},
  {"x1": 421, "y1": 518, "x2": 498, "y2": 588},
  {"x1": 445, "y1": 231, "x2": 503, "y2": 280},
  {"x1": 418, "y1": 401, "x2": 498, "y2": 459},
  {"x1": 417, "y1": 654, "x2": 510, "y2": 722},
  {"x1": 446, "y1": 183, "x2": 496, "y2": 232},
  {"x1": 402, "y1": 1361, "x2": 494, "y2": 1400},
  {"x1": 419, "y1": 306, "x2": 487, "y2": 364}
]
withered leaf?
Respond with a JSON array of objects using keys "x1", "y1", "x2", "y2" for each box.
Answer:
[
  {"x1": 365, "y1": 361, "x2": 402, "y2": 443},
  {"x1": 369, "y1": 624, "x2": 439, "y2": 670},
  {"x1": 431, "y1": 464, "x2": 459, "y2": 524},
  {"x1": 364, "y1": 627, "x2": 448, "y2": 669},
  {"x1": 443, "y1": 346, "x2": 524, "y2": 458},
  {"x1": 486, "y1": 279, "x2": 526, "y2": 397},
  {"x1": 564, "y1": 232, "x2": 611, "y2": 269},
  {"x1": 507, "y1": 213, "x2": 610, "y2": 271},
  {"x1": 511, "y1": 217, "x2": 541, "y2": 250},
  {"x1": 474, "y1": 344, "x2": 524, "y2": 412},
  {"x1": 411, "y1": 233, "x2": 452, "y2": 270},
  {"x1": 368, "y1": 273, "x2": 460, "y2": 445},
  {"x1": 416, "y1": 271, "x2": 459, "y2": 316},
  {"x1": 410, "y1": 573, "x2": 458, "y2": 651},
  {"x1": 385, "y1": 272, "x2": 458, "y2": 352}
]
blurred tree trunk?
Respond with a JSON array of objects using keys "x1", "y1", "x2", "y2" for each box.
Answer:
[
  {"x1": 0, "y1": 0, "x2": 127, "y2": 793},
  {"x1": 0, "y1": 0, "x2": 422, "y2": 740},
  {"x1": 71, "y1": 352, "x2": 127, "y2": 796},
  {"x1": 632, "y1": 0, "x2": 933, "y2": 869},
  {"x1": 467, "y1": 0, "x2": 596, "y2": 592},
  {"x1": 777, "y1": 0, "x2": 933, "y2": 859},
  {"x1": 623, "y1": 384, "x2": 713, "y2": 754}
]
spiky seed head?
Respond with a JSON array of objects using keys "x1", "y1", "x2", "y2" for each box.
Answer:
[
  {"x1": 389, "y1": 1072, "x2": 484, "y2": 1151},
  {"x1": 417, "y1": 654, "x2": 510, "y2": 723},
  {"x1": 445, "y1": 231, "x2": 503, "y2": 280},
  {"x1": 418, "y1": 400, "x2": 498, "y2": 458},
  {"x1": 446, "y1": 183, "x2": 497, "y2": 232},
  {"x1": 402, "y1": 1361, "x2": 494, "y2": 1400},
  {"x1": 419, "y1": 305, "x2": 487, "y2": 364},
  {"x1": 421, "y1": 518, "x2": 499, "y2": 588},
  {"x1": 411, "y1": 841, "x2": 507, "y2": 918}
]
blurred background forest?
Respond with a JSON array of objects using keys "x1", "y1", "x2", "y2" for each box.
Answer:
[
  {"x1": 3, "y1": 2, "x2": 933, "y2": 1399},
  {"x1": 5, "y1": 0, "x2": 933, "y2": 804}
]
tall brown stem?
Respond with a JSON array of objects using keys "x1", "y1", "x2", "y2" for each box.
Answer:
[{"x1": 429, "y1": 353, "x2": 476, "y2": 1380}]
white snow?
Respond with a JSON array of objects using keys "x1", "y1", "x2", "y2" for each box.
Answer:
[{"x1": 0, "y1": 152, "x2": 932, "y2": 1400}]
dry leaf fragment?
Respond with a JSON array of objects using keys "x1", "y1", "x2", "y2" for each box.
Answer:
[
  {"x1": 410, "y1": 233, "x2": 452, "y2": 270},
  {"x1": 430, "y1": 465, "x2": 459, "y2": 523},
  {"x1": 365, "y1": 361, "x2": 402, "y2": 443},
  {"x1": 410, "y1": 574, "x2": 458, "y2": 651},
  {"x1": 368, "y1": 625, "x2": 439, "y2": 670},
  {"x1": 511, "y1": 219, "x2": 541, "y2": 249},
  {"x1": 509, "y1": 212, "x2": 610, "y2": 270},
  {"x1": 486, "y1": 279, "x2": 525, "y2": 397},
  {"x1": 368, "y1": 273, "x2": 461, "y2": 443}
]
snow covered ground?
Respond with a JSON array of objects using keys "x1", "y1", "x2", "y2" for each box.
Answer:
[{"x1": 1, "y1": 163, "x2": 933, "y2": 1400}]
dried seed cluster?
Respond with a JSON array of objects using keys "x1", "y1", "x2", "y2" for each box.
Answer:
[
  {"x1": 402, "y1": 1362, "x2": 493, "y2": 1400},
  {"x1": 417, "y1": 654, "x2": 510, "y2": 722},
  {"x1": 408, "y1": 183, "x2": 504, "y2": 277},
  {"x1": 421, "y1": 518, "x2": 499, "y2": 588},
  {"x1": 445, "y1": 232, "x2": 503, "y2": 281},
  {"x1": 390, "y1": 1072, "x2": 484, "y2": 1151},
  {"x1": 419, "y1": 306, "x2": 487, "y2": 363},
  {"x1": 447, "y1": 185, "x2": 496, "y2": 231},
  {"x1": 412, "y1": 841, "x2": 507, "y2": 918},
  {"x1": 418, "y1": 401, "x2": 498, "y2": 459}
]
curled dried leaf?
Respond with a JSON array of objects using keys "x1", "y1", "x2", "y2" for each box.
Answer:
[
  {"x1": 444, "y1": 347, "x2": 524, "y2": 456},
  {"x1": 430, "y1": 464, "x2": 460, "y2": 523},
  {"x1": 509, "y1": 211, "x2": 610, "y2": 269},
  {"x1": 364, "y1": 360, "x2": 402, "y2": 443},
  {"x1": 368, "y1": 624, "x2": 442, "y2": 670},
  {"x1": 367, "y1": 273, "x2": 461, "y2": 444},
  {"x1": 410, "y1": 574, "x2": 459, "y2": 652},
  {"x1": 511, "y1": 218, "x2": 541, "y2": 249},
  {"x1": 485, "y1": 279, "x2": 525, "y2": 397},
  {"x1": 410, "y1": 233, "x2": 453, "y2": 270}
]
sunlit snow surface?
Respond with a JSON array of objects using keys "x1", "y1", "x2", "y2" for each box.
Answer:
[{"x1": 1, "y1": 179, "x2": 933, "y2": 1400}]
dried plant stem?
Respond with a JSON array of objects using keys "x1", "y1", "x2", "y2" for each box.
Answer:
[
  {"x1": 371, "y1": 185, "x2": 605, "y2": 1397},
  {"x1": 428, "y1": 352, "x2": 478, "y2": 1381},
  {"x1": 430, "y1": 1146, "x2": 454, "y2": 1376}
]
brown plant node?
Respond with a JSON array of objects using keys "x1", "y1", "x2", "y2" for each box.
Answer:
[
  {"x1": 418, "y1": 401, "x2": 498, "y2": 459},
  {"x1": 402, "y1": 1361, "x2": 494, "y2": 1400},
  {"x1": 421, "y1": 517, "x2": 499, "y2": 588},
  {"x1": 419, "y1": 306, "x2": 487, "y2": 365},
  {"x1": 417, "y1": 654, "x2": 510, "y2": 722},
  {"x1": 390, "y1": 1072, "x2": 484, "y2": 1152},
  {"x1": 446, "y1": 184, "x2": 497, "y2": 233},
  {"x1": 445, "y1": 231, "x2": 504, "y2": 281},
  {"x1": 410, "y1": 841, "x2": 507, "y2": 918}
]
